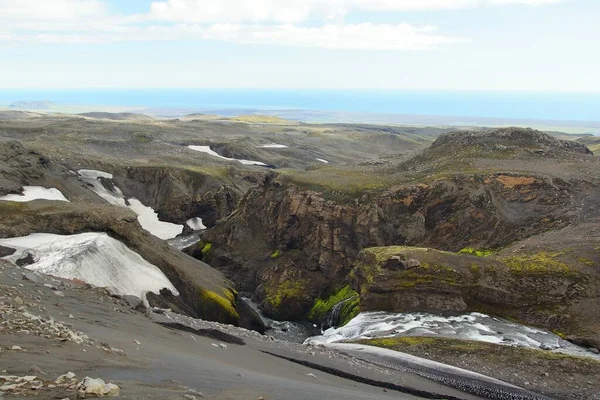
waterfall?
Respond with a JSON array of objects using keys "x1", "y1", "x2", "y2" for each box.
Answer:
[{"x1": 325, "y1": 295, "x2": 359, "y2": 329}]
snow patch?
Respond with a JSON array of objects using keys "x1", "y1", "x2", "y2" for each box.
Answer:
[
  {"x1": 316, "y1": 158, "x2": 329, "y2": 164},
  {"x1": 188, "y1": 145, "x2": 267, "y2": 166},
  {"x1": 0, "y1": 233, "x2": 178, "y2": 298},
  {"x1": 78, "y1": 169, "x2": 183, "y2": 240},
  {"x1": 186, "y1": 217, "x2": 206, "y2": 231},
  {"x1": 259, "y1": 144, "x2": 288, "y2": 149},
  {"x1": 0, "y1": 186, "x2": 69, "y2": 202}
]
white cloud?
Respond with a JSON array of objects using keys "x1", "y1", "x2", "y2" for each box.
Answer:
[
  {"x1": 148, "y1": 0, "x2": 565, "y2": 23},
  {"x1": 0, "y1": 23, "x2": 464, "y2": 50},
  {"x1": 0, "y1": 0, "x2": 561, "y2": 50},
  {"x1": 0, "y1": 0, "x2": 105, "y2": 21}
]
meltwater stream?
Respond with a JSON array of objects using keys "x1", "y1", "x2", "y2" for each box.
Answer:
[{"x1": 305, "y1": 311, "x2": 600, "y2": 360}]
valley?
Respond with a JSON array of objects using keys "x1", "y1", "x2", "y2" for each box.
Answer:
[{"x1": 1, "y1": 110, "x2": 599, "y2": 399}]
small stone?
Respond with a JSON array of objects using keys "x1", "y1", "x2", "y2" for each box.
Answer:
[
  {"x1": 14, "y1": 297, "x2": 23, "y2": 306},
  {"x1": 133, "y1": 340, "x2": 141, "y2": 345},
  {"x1": 56, "y1": 371, "x2": 76, "y2": 384},
  {"x1": 183, "y1": 395, "x2": 197, "y2": 400},
  {"x1": 77, "y1": 377, "x2": 119, "y2": 398},
  {"x1": 53, "y1": 291, "x2": 65, "y2": 297},
  {"x1": 17, "y1": 376, "x2": 37, "y2": 382},
  {"x1": 11, "y1": 346, "x2": 23, "y2": 351},
  {"x1": 307, "y1": 373, "x2": 317, "y2": 379},
  {"x1": 218, "y1": 343, "x2": 227, "y2": 349},
  {"x1": 31, "y1": 380, "x2": 43, "y2": 389}
]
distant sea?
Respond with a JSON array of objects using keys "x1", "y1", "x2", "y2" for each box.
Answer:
[{"x1": 1, "y1": 89, "x2": 599, "y2": 124}]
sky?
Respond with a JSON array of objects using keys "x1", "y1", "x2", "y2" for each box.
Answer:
[{"x1": 0, "y1": 0, "x2": 598, "y2": 91}]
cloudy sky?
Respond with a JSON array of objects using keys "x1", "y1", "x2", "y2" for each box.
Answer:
[{"x1": 0, "y1": 0, "x2": 597, "y2": 90}]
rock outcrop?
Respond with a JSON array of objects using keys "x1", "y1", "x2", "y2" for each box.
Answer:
[
  {"x1": 351, "y1": 244, "x2": 600, "y2": 350},
  {"x1": 0, "y1": 200, "x2": 262, "y2": 330},
  {"x1": 202, "y1": 169, "x2": 587, "y2": 319}
]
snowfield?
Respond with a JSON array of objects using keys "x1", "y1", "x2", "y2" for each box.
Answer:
[
  {"x1": 188, "y1": 145, "x2": 267, "y2": 166},
  {"x1": 0, "y1": 232, "x2": 178, "y2": 299},
  {"x1": 316, "y1": 158, "x2": 329, "y2": 164},
  {"x1": 0, "y1": 186, "x2": 69, "y2": 202},
  {"x1": 78, "y1": 169, "x2": 184, "y2": 240}
]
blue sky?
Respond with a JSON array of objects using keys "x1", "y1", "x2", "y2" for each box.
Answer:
[{"x1": 0, "y1": 0, "x2": 598, "y2": 91}]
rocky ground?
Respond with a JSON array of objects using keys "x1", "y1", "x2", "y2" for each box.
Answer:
[{"x1": 0, "y1": 260, "x2": 510, "y2": 400}]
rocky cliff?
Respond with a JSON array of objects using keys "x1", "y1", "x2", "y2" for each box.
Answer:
[{"x1": 201, "y1": 128, "x2": 598, "y2": 323}]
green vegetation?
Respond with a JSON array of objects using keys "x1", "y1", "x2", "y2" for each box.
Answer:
[
  {"x1": 198, "y1": 288, "x2": 239, "y2": 321},
  {"x1": 577, "y1": 257, "x2": 595, "y2": 266},
  {"x1": 308, "y1": 285, "x2": 360, "y2": 326},
  {"x1": 265, "y1": 279, "x2": 308, "y2": 308},
  {"x1": 358, "y1": 336, "x2": 600, "y2": 365},
  {"x1": 201, "y1": 242, "x2": 213, "y2": 256},
  {"x1": 500, "y1": 252, "x2": 573, "y2": 275},
  {"x1": 271, "y1": 250, "x2": 282, "y2": 258},
  {"x1": 459, "y1": 247, "x2": 494, "y2": 257}
]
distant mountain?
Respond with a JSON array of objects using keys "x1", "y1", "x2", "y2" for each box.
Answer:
[{"x1": 9, "y1": 100, "x2": 54, "y2": 110}]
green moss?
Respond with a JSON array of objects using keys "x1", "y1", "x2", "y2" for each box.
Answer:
[
  {"x1": 201, "y1": 242, "x2": 213, "y2": 256},
  {"x1": 198, "y1": 288, "x2": 239, "y2": 321},
  {"x1": 360, "y1": 336, "x2": 599, "y2": 363},
  {"x1": 266, "y1": 279, "x2": 307, "y2": 308},
  {"x1": 500, "y1": 252, "x2": 572, "y2": 275},
  {"x1": 459, "y1": 247, "x2": 494, "y2": 257},
  {"x1": 577, "y1": 257, "x2": 595, "y2": 266},
  {"x1": 553, "y1": 330, "x2": 568, "y2": 340},
  {"x1": 308, "y1": 285, "x2": 359, "y2": 324},
  {"x1": 271, "y1": 250, "x2": 282, "y2": 258}
]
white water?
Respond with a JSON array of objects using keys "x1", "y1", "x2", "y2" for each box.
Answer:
[
  {"x1": 78, "y1": 169, "x2": 184, "y2": 240},
  {"x1": 188, "y1": 145, "x2": 267, "y2": 166},
  {"x1": 0, "y1": 186, "x2": 69, "y2": 202},
  {"x1": 305, "y1": 311, "x2": 600, "y2": 359},
  {"x1": 259, "y1": 144, "x2": 288, "y2": 149},
  {"x1": 316, "y1": 158, "x2": 329, "y2": 164},
  {"x1": 0, "y1": 233, "x2": 178, "y2": 298},
  {"x1": 186, "y1": 217, "x2": 206, "y2": 231}
]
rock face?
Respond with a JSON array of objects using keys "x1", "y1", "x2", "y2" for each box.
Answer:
[
  {"x1": 202, "y1": 169, "x2": 587, "y2": 319},
  {"x1": 351, "y1": 245, "x2": 600, "y2": 350},
  {"x1": 0, "y1": 200, "x2": 261, "y2": 330},
  {"x1": 111, "y1": 165, "x2": 253, "y2": 228}
]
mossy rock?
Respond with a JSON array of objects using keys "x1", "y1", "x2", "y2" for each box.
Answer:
[{"x1": 308, "y1": 285, "x2": 360, "y2": 326}]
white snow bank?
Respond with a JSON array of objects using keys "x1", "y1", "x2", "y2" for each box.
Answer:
[
  {"x1": 305, "y1": 311, "x2": 600, "y2": 359},
  {"x1": 0, "y1": 233, "x2": 178, "y2": 298},
  {"x1": 186, "y1": 217, "x2": 206, "y2": 231},
  {"x1": 0, "y1": 186, "x2": 69, "y2": 202},
  {"x1": 259, "y1": 144, "x2": 288, "y2": 149},
  {"x1": 188, "y1": 145, "x2": 267, "y2": 166},
  {"x1": 316, "y1": 158, "x2": 329, "y2": 164},
  {"x1": 78, "y1": 169, "x2": 184, "y2": 240}
]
